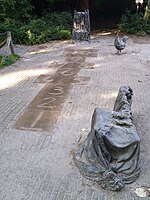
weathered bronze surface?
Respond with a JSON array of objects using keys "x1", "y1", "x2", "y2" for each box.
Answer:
[
  {"x1": 73, "y1": 86, "x2": 140, "y2": 191},
  {"x1": 114, "y1": 33, "x2": 128, "y2": 54},
  {"x1": 72, "y1": 9, "x2": 91, "y2": 43}
]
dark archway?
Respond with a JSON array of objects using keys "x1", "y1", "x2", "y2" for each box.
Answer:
[{"x1": 89, "y1": 0, "x2": 137, "y2": 30}]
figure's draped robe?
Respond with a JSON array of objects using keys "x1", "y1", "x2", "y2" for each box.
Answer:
[{"x1": 73, "y1": 86, "x2": 140, "y2": 191}]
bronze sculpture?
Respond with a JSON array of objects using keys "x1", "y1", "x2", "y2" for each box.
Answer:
[
  {"x1": 73, "y1": 86, "x2": 140, "y2": 191},
  {"x1": 72, "y1": 9, "x2": 91, "y2": 43},
  {"x1": 114, "y1": 33, "x2": 128, "y2": 54}
]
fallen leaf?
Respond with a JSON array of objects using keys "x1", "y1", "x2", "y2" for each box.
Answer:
[{"x1": 135, "y1": 188, "x2": 147, "y2": 197}]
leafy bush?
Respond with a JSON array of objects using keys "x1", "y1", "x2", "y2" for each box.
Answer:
[
  {"x1": 0, "y1": 11, "x2": 72, "y2": 45},
  {"x1": 0, "y1": 54, "x2": 20, "y2": 68},
  {"x1": 42, "y1": 11, "x2": 72, "y2": 29},
  {"x1": 118, "y1": 11, "x2": 150, "y2": 35},
  {"x1": 0, "y1": 0, "x2": 33, "y2": 21}
]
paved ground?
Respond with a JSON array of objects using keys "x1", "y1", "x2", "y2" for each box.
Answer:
[{"x1": 0, "y1": 33, "x2": 150, "y2": 200}]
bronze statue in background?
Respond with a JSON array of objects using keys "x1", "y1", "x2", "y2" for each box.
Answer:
[
  {"x1": 73, "y1": 86, "x2": 140, "y2": 191},
  {"x1": 72, "y1": 9, "x2": 91, "y2": 43}
]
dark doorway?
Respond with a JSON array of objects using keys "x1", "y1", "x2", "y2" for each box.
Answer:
[{"x1": 89, "y1": 0, "x2": 136, "y2": 30}]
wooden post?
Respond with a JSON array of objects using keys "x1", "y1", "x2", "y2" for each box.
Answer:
[
  {"x1": 7, "y1": 31, "x2": 15, "y2": 55},
  {"x1": 0, "y1": 31, "x2": 15, "y2": 63}
]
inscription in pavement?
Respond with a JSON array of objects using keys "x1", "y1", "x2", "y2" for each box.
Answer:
[{"x1": 14, "y1": 49, "x2": 98, "y2": 132}]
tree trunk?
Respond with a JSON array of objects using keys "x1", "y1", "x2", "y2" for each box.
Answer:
[{"x1": 80, "y1": 0, "x2": 89, "y2": 11}]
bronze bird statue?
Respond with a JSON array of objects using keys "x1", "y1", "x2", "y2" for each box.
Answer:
[{"x1": 114, "y1": 32, "x2": 128, "y2": 54}]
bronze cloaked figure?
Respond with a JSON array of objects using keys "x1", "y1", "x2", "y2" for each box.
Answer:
[{"x1": 73, "y1": 86, "x2": 140, "y2": 191}]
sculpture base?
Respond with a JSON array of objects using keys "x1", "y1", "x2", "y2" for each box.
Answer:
[{"x1": 72, "y1": 29, "x2": 90, "y2": 43}]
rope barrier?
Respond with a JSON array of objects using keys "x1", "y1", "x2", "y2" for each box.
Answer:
[{"x1": 0, "y1": 32, "x2": 8, "y2": 48}]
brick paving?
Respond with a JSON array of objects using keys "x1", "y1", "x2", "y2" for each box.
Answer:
[{"x1": 0, "y1": 34, "x2": 150, "y2": 200}]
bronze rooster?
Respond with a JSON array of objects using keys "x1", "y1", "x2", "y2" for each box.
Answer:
[{"x1": 114, "y1": 33, "x2": 128, "y2": 54}]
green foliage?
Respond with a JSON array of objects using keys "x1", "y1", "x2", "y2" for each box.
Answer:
[
  {"x1": 0, "y1": 0, "x2": 33, "y2": 21},
  {"x1": 118, "y1": 11, "x2": 150, "y2": 35},
  {"x1": 42, "y1": 11, "x2": 72, "y2": 29},
  {"x1": 0, "y1": 11, "x2": 72, "y2": 45},
  {"x1": 0, "y1": 54, "x2": 20, "y2": 68}
]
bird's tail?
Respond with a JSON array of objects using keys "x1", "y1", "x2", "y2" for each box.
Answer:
[{"x1": 116, "y1": 30, "x2": 120, "y2": 37}]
